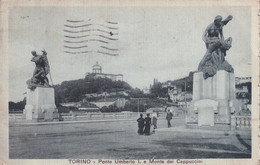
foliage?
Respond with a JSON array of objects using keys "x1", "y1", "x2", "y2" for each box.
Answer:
[
  {"x1": 235, "y1": 82, "x2": 251, "y2": 104},
  {"x1": 150, "y1": 82, "x2": 168, "y2": 98},
  {"x1": 100, "y1": 105, "x2": 122, "y2": 113},
  {"x1": 121, "y1": 98, "x2": 167, "y2": 112},
  {"x1": 127, "y1": 88, "x2": 146, "y2": 98},
  {"x1": 9, "y1": 98, "x2": 26, "y2": 113},
  {"x1": 122, "y1": 102, "x2": 146, "y2": 112},
  {"x1": 54, "y1": 75, "x2": 133, "y2": 103},
  {"x1": 150, "y1": 72, "x2": 194, "y2": 98},
  {"x1": 171, "y1": 71, "x2": 194, "y2": 92},
  {"x1": 56, "y1": 104, "x2": 78, "y2": 113}
]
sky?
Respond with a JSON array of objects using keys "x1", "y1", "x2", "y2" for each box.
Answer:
[{"x1": 8, "y1": 6, "x2": 251, "y2": 102}]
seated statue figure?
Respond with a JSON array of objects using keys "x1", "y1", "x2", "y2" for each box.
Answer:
[{"x1": 198, "y1": 15, "x2": 234, "y2": 79}]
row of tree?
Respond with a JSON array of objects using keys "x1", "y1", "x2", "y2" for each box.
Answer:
[{"x1": 9, "y1": 98, "x2": 26, "y2": 113}]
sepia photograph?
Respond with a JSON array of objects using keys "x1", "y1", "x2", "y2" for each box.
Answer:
[{"x1": 0, "y1": 1, "x2": 259, "y2": 165}]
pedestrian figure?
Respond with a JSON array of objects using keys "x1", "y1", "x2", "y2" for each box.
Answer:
[
  {"x1": 152, "y1": 112, "x2": 158, "y2": 129},
  {"x1": 156, "y1": 111, "x2": 159, "y2": 118},
  {"x1": 137, "y1": 114, "x2": 145, "y2": 135},
  {"x1": 144, "y1": 114, "x2": 151, "y2": 136},
  {"x1": 166, "y1": 109, "x2": 173, "y2": 128}
]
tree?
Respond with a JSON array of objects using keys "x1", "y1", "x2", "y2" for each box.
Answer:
[
  {"x1": 150, "y1": 82, "x2": 168, "y2": 98},
  {"x1": 235, "y1": 82, "x2": 251, "y2": 104},
  {"x1": 9, "y1": 97, "x2": 26, "y2": 113},
  {"x1": 128, "y1": 88, "x2": 145, "y2": 98}
]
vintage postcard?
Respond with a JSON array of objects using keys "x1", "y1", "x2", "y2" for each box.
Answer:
[{"x1": 0, "y1": 0, "x2": 259, "y2": 165}]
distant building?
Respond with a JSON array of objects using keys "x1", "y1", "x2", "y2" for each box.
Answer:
[
  {"x1": 86, "y1": 62, "x2": 123, "y2": 81},
  {"x1": 85, "y1": 91, "x2": 128, "y2": 99},
  {"x1": 166, "y1": 84, "x2": 192, "y2": 108},
  {"x1": 236, "y1": 85, "x2": 251, "y2": 111},
  {"x1": 236, "y1": 86, "x2": 249, "y2": 96},
  {"x1": 235, "y1": 77, "x2": 251, "y2": 85},
  {"x1": 167, "y1": 85, "x2": 179, "y2": 102},
  {"x1": 60, "y1": 102, "x2": 81, "y2": 107},
  {"x1": 90, "y1": 98, "x2": 126, "y2": 108},
  {"x1": 142, "y1": 87, "x2": 151, "y2": 94},
  {"x1": 178, "y1": 98, "x2": 192, "y2": 108},
  {"x1": 92, "y1": 62, "x2": 102, "y2": 73},
  {"x1": 162, "y1": 81, "x2": 175, "y2": 88},
  {"x1": 153, "y1": 78, "x2": 159, "y2": 85},
  {"x1": 78, "y1": 102, "x2": 100, "y2": 112},
  {"x1": 146, "y1": 107, "x2": 165, "y2": 113}
]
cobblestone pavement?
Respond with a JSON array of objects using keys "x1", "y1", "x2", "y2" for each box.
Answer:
[{"x1": 9, "y1": 118, "x2": 251, "y2": 159}]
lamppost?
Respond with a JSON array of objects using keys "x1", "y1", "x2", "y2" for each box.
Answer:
[
  {"x1": 184, "y1": 78, "x2": 187, "y2": 108},
  {"x1": 137, "y1": 98, "x2": 140, "y2": 115},
  {"x1": 131, "y1": 98, "x2": 148, "y2": 116}
]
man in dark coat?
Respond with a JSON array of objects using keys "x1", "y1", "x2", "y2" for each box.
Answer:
[
  {"x1": 166, "y1": 109, "x2": 173, "y2": 128},
  {"x1": 144, "y1": 114, "x2": 151, "y2": 136},
  {"x1": 137, "y1": 114, "x2": 145, "y2": 135}
]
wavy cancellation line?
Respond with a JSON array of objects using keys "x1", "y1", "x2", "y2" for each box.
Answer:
[
  {"x1": 64, "y1": 50, "x2": 119, "y2": 56},
  {"x1": 106, "y1": 21, "x2": 118, "y2": 24},
  {"x1": 66, "y1": 19, "x2": 116, "y2": 25},
  {"x1": 64, "y1": 34, "x2": 91, "y2": 39},
  {"x1": 64, "y1": 45, "x2": 88, "y2": 49},
  {"x1": 64, "y1": 29, "x2": 119, "y2": 35},
  {"x1": 64, "y1": 24, "x2": 93, "y2": 28},
  {"x1": 100, "y1": 46, "x2": 118, "y2": 51},
  {"x1": 64, "y1": 45, "x2": 118, "y2": 51},
  {"x1": 97, "y1": 51, "x2": 118, "y2": 56},
  {"x1": 64, "y1": 34, "x2": 118, "y2": 41},
  {"x1": 64, "y1": 23, "x2": 118, "y2": 30},
  {"x1": 66, "y1": 20, "x2": 84, "y2": 23},
  {"x1": 64, "y1": 39, "x2": 109, "y2": 44},
  {"x1": 64, "y1": 45, "x2": 118, "y2": 52},
  {"x1": 64, "y1": 51, "x2": 92, "y2": 54},
  {"x1": 97, "y1": 24, "x2": 118, "y2": 30}
]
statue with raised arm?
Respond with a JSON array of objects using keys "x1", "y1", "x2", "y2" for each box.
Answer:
[
  {"x1": 198, "y1": 15, "x2": 234, "y2": 79},
  {"x1": 26, "y1": 50, "x2": 51, "y2": 90}
]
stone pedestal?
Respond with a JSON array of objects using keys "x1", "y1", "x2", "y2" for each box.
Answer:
[
  {"x1": 186, "y1": 70, "x2": 240, "y2": 126},
  {"x1": 24, "y1": 87, "x2": 59, "y2": 122}
]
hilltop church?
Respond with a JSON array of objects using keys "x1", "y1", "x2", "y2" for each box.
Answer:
[{"x1": 86, "y1": 62, "x2": 123, "y2": 81}]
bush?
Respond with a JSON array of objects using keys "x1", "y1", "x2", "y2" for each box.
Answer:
[
  {"x1": 100, "y1": 105, "x2": 121, "y2": 113},
  {"x1": 56, "y1": 104, "x2": 78, "y2": 113}
]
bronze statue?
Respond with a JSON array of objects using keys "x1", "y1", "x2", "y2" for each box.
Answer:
[
  {"x1": 198, "y1": 15, "x2": 234, "y2": 79},
  {"x1": 27, "y1": 50, "x2": 51, "y2": 90}
]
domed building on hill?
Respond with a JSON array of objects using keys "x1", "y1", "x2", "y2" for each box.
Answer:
[
  {"x1": 86, "y1": 62, "x2": 123, "y2": 81},
  {"x1": 92, "y1": 61, "x2": 102, "y2": 73}
]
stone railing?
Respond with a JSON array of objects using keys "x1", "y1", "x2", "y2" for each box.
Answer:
[
  {"x1": 231, "y1": 115, "x2": 251, "y2": 130},
  {"x1": 9, "y1": 111, "x2": 184, "y2": 122},
  {"x1": 60, "y1": 112, "x2": 140, "y2": 121},
  {"x1": 9, "y1": 114, "x2": 24, "y2": 121},
  {"x1": 61, "y1": 112, "x2": 180, "y2": 121}
]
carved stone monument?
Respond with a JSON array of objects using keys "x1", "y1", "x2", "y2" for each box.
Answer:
[
  {"x1": 24, "y1": 50, "x2": 59, "y2": 121},
  {"x1": 186, "y1": 15, "x2": 241, "y2": 127}
]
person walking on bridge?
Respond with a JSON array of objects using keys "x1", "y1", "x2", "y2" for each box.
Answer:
[
  {"x1": 144, "y1": 114, "x2": 151, "y2": 136},
  {"x1": 166, "y1": 109, "x2": 173, "y2": 128},
  {"x1": 137, "y1": 114, "x2": 145, "y2": 135}
]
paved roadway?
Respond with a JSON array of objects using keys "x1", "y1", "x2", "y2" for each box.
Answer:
[{"x1": 9, "y1": 118, "x2": 251, "y2": 159}]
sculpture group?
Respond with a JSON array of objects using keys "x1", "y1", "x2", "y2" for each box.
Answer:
[
  {"x1": 24, "y1": 50, "x2": 58, "y2": 121},
  {"x1": 26, "y1": 50, "x2": 51, "y2": 90},
  {"x1": 198, "y1": 15, "x2": 234, "y2": 79},
  {"x1": 187, "y1": 15, "x2": 240, "y2": 127}
]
